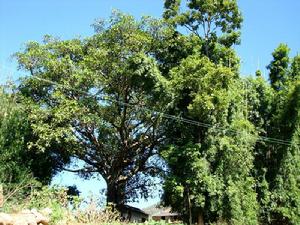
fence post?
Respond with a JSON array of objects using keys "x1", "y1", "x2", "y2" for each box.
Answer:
[{"x1": 0, "y1": 184, "x2": 3, "y2": 208}]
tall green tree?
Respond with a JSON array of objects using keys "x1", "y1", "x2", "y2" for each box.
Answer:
[
  {"x1": 16, "y1": 13, "x2": 168, "y2": 206},
  {"x1": 160, "y1": 1, "x2": 260, "y2": 224},
  {"x1": 163, "y1": 0, "x2": 242, "y2": 66},
  {"x1": 269, "y1": 82, "x2": 300, "y2": 224},
  {"x1": 267, "y1": 43, "x2": 290, "y2": 91},
  {"x1": 0, "y1": 85, "x2": 60, "y2": 186},
  {"x1": 249, "y1": 45, "x2": 300, "y2": 225},
  {"x1": 0, "y1": 86, "x2": 31, "y2": 184},
  {"x1": 241, "y1": 76, "x2": 275, "y2": 224},
  {"x1": 162, "y1": 55, "x2": 259, "y2": 225}
]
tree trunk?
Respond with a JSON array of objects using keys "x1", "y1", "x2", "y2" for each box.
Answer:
[
  {"x1": 197, "y1": 211, "x2": 204, "y2": 225},
  {"x1": 106, "y1": 180, "x2": 126, "y2": 208},
  {"x1": 186, "y1": 186, "x2": 192, "y2": 225},
  {"x1": 107, "y1": 183, "x2": 118, "y2": 205}
]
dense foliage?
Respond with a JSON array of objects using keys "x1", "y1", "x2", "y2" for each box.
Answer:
[
  {"x1": 15, "y1": 12, "x2": 169, "y2": 206},
  {"x1": 0, "y1": 86, "x2": 60, "y2": 185}
]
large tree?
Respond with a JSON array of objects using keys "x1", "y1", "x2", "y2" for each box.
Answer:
[
  {"x1": 266, "y1": 82, "x2": 300, "y2": 225},
  {"x1": 15, "y1": 13, "x2": 168, "y2": 206},
  {"x1": 267, "y1": 43, "x2": 290, "y2": 91},
  {"x1": 245, "y1": 45, "x2": 300, "y2": 225},
  {"x1": 264, "y1": 48, "x2": 300, "y2": 224},
  {"x1": 160, "y1": 1, "x2": 260, "y2": 224},
  {"x1": 162, "y1": 55, "x2": 259, "y2": 225}
]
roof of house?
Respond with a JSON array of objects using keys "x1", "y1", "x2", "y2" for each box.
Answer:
[
  {"x1": 118, "y1": 204, "x2": 148, "y2": 216},
  {"x1": 143, "y1": 205, "x2": 180, "y2": 217},
  {"x1": 118, "y1": 204, "x2": 180, "y2": 218}
]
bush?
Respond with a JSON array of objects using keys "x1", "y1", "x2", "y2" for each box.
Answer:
[
  {"x1": 1, "y1": 183, "x2": 185, "y2": 225},
  {"x1": 1, "y1": 182, "x2": 81, "y2": 224},
  {"x1": 0, "y1": 175, "x2": 40, "y2": 212}
]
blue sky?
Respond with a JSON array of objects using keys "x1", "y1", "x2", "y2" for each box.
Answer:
[
  {"x1": 236, "y1": 0, "x2": 300, "y2": 76},
  {"x1": 1, "y1": 1, "x2": 300, "y2": 79},
  {"x1": 1, "y1": 0, "x2": 300, "y2": 208}
]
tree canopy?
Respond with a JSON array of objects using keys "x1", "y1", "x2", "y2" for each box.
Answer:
[{"x1": 15, "y1": 12, "x2": 169, "y2": 206}]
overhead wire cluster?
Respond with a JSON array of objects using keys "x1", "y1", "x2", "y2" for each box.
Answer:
[{"x1": 26, "y1": 76, "x2": 292, "y2": 147}]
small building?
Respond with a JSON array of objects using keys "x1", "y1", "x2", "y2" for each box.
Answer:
[
  {"x1": 118, "y1": 205, "x2": 148, "y2": 223},
  {"x1": 118, "y1": 204, "x2": 181, "y2": 223},
  {"x1": 144, "y1": 205, "x2": 181, "y2": 223}
]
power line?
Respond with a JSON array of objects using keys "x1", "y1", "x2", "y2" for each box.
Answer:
[
  {"x1": 26, "y1": 76, "x2": 293, "y2": 146},
  {"x1": 0, "y1": 66, "x2": 293, "y2": 146}
]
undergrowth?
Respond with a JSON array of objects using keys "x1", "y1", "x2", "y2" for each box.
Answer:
[{"x1": 0, "y1": 182, "x2": 183, "y2": 225}]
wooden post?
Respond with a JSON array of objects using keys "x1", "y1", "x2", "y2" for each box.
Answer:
[{"x1": 0, "y1": 184, "x2": 3, "y2": 208}]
